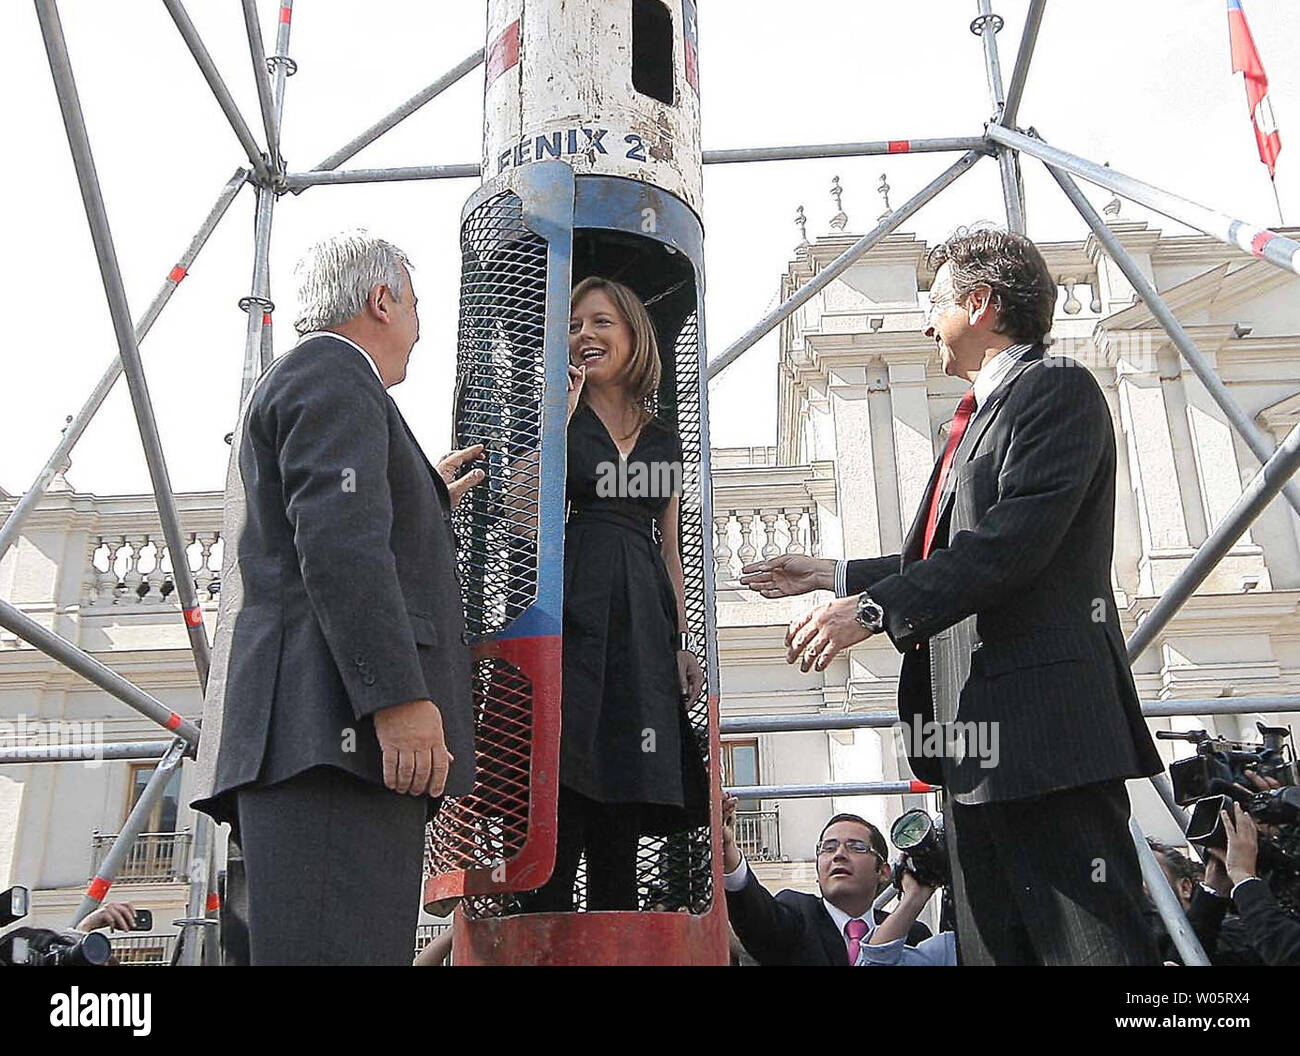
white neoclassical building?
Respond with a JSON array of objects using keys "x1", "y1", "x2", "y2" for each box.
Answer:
[{"x1": 3, "y1": 192, "x2": 1300, "y2": 958}]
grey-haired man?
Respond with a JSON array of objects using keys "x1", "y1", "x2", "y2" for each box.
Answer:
[{"x1": 191, "y1": 231, "x2": 484, "y2": 965}]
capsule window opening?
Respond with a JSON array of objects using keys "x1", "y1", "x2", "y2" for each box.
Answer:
[{"x1": 631, "y1": 0, "x2": 675, "y2": 105}]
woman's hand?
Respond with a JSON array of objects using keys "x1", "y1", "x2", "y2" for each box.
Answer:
[
  {"x1": 566, "y1": 364, "x2": 586, "y2": 423},
  {"x1": 677, "y1": 648, "x2": 705, "y2": 703}
]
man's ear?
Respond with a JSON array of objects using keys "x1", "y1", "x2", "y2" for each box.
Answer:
[
  {"x1": 879, "y1": 860, "x2": 892, "y2": 885},
  {"x1": 967, "y1": 283, "x2": 998, "y2": 331},
  {"x1": 368, "y1": 283, "x2": 390, "y2": 323}
]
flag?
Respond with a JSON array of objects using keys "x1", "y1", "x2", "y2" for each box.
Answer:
[{"x1": 1227, "y1": 0, "x2": 1281, "y2": 178}]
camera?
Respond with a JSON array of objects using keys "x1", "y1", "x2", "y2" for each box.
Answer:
[
  {"x1": 1160, "y1": 721, "x2": 1300, "y2": 915},
  {"x1": 890, "y1": 808, "x2": 950, "y2": 890},
  {"x1": 0, "y1": 927, "x2": 113, "y2": 966}
]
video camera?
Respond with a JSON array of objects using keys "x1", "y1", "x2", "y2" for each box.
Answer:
[
  {"x1": 0, "y1": 885, "x2": 113, "y2": 967},
  {"x1": 1158, "y1": 721, "x2": 1300, "y2": 914},
  {"x1": 890, "y1": 808, "x2": 951, "y2": 891}
]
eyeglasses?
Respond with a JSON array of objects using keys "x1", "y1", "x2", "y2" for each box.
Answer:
[
  {"x1": 815, "y1": 838, "x2": 881, "y2": 859},
  {"x1": 925, "y1": 288, "x2": 962, "y2": 323}
]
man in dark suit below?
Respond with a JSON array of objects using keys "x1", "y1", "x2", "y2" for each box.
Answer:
[
  {"x1": 740, "y1": 228, "x2": 1163, "y2": 965},
  {"x1": 191, "y1": 231, "x2": 485, "y2": 965},
  {"x1": 721, "y1": 794, "x2": 941, "y2": 965}
]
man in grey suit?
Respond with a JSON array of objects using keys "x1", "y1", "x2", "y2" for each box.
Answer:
[
  {"x1": 191, "y1": 231, "x2": 484, "y2": 965},
  {"x1": 741, "y1": 229, "x2": 1162, "y2": 965}
]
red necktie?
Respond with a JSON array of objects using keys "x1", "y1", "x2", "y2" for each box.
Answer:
[
  {"x1": 845, "y1": 918, "x2": 868, "y2": 965},
  {"x1": 921, "y1": 389, "x2": 978, "y2": 559}
]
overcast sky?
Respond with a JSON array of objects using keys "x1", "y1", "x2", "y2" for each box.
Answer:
[{"x1": 2, "y1": 0, "x2": 1297, "y2": 497}]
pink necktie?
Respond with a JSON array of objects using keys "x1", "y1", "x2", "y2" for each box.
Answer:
[{"x1": 845, "y1": 918, "x2": 868, "y2": 965}]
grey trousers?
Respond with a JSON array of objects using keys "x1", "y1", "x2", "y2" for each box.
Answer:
[
  {"x1": 946, "y1": 779, "x2": 1159, "y2": 966},
  {"x1": 227, "y1": 765, "x2": 428, "y2": 966}
]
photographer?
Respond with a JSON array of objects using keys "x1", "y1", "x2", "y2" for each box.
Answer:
[
  {"x1": 857, "y1": 869, "x2": 957, "y2": 966},
  {"x1": 1220, "y1": 801, "x2": 1300, "y2": 966},
  {"x1": 721, "y1": 794, "x2": 939, "y2": 965},
  {"x1": 1146, "y1": 840, "x2": 1261, "y2": 966}
]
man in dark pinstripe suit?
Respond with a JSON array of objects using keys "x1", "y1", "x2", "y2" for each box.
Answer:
[{"x1": 742, "y1": 229, "x2": 1163, "y2": 965}]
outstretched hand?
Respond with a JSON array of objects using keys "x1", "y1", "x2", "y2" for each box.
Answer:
[
  {"x1": 436, "y1": 444, "x2": 486, "y2": 508},
  {"x1": 739, "y1": 555, "x2": 835, "y2": 598}
]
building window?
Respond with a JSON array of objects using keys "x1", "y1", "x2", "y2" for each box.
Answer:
[
  {"x1": 722, "y1": 737, "x2": 760, "y2": 808},
  {"x1": 631, "y1": 0, "x2": 675, "y2": 105},
  {"x1": 126, "y1": 763, "x2": 182, "y2": 832}
]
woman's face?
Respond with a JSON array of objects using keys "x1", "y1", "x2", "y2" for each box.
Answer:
[{"x1": 569, "y1": 288, "x2": 634, "y2": 387}]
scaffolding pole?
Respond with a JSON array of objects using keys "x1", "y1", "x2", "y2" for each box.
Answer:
[
  {"x1": 36, "y1": 0, "x2": 212, "y2": 688},
  {"x1": 0, "y1": 741, "x2": 170, "y2": 764},
  {"x1": 1000, "y1": 0, "x2": 1045, "y2": 129},
  {"x1": 0, "y1": 167, "x2": 247, "y2": 561},
  {"x1": 285, "y1": 163, "x2": 481, "y2": 189},
  {"x1": 241, "y1": 0, "x2": 281, "y2": 177},
  {"x1": 0, "y1": 598, "x2": 200, "y2": 745},
  {"x1": 1132, "y1": 816, "x2": 1211, "y2": 965},
  {"x1": 987, "y1": 124, "x2": 1300, "y2": 277},
  {"x1": 308, "y1": 47, "x2": 486, "y2": 175},
  {"x1": 719, "y1": 696, "x2": 1300, "y2": 736},
  {"x1": 973, "y1": 0, "x2": 1025, "y2": 233},
  {"x1": 71, "y1": 738, "x2": 187, "y2": 927},
  {"x1": 701, "y1": 136, "x2": 990, "y2": 165},
  {"x1": 1051, "y1": 163, "x2": 1300, "y2": 524},
  {"x1": 161, "y1": 0, "x2": 272, "y2": 187},
  {"x1": 706, "y1": 150, "x2": 983, "y2": 382},
  {"x1": 724, "y1": 779, "x2": 935, "y2": 800}
]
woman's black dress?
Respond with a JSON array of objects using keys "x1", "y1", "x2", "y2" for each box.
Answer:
[{"x1": 561, "y1": 403, "x2": 709, "y2": 836}]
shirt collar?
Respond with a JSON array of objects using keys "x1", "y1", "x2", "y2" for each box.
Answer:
[
  {"x1": 297, "y1": 330, "x2": 385, "y2": 386},
  {"x1": 822, "y1": 897, "x2": 873, "y2": 941},
  {"x1": 971, "y1": 342, "x2": 1034, "y2": 411}
]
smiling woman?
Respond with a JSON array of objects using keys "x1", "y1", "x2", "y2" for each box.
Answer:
[{"x1": 516, "y1": 275, "x2": 708, "y2": 913}]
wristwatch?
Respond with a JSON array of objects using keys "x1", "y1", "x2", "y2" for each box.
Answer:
[
  {"x1": 854, "y1": 592, "x2": 885, "y2": 634},
  {"x1": 677, "y1": 631, "x2": 701, "y2": 654}
]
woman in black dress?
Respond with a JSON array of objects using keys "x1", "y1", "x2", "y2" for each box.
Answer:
[{"x1": 522, "y1": 275, "x2": 708, "y2": 912}]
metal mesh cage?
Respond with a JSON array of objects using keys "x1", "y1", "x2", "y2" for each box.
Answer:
[
  {"x1": 426, "y1": 656, "x2": 534, "y2": 877},
  {"x1": 452, "y1": 189, "x2": 549, "y2": 636}
]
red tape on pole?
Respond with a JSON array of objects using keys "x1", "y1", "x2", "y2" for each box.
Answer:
[
  {"x1": 1251, "y1": 230, "x2": 1277, "y2": 258},
  {"x1": 888, "y1": 140, "x2": 911, "y2": 153},
  {"x1": 908, "y1": 779, "x2": 936, "y2": 793},
  {"x1": 183, "y1": 605, "x2": 204, "y2": 628},
  {"x1": 87, "y1": 876, "x2": 110, "y2": 902},
  {"x1": 206, "y1": 892, "x2": 221, "y2": 912},
  {"x1": 168, "y1": 265, "x2": 187, "y2": 284},
  {"x1": 262, "y1": 312, "x2": 272, "y2": 326},
  {"x1": 280, "y1": 4, "x2": 292, "y2": 24},
  {"x1": 164, "y1": 712, "x2": 183, "y2": 731}
]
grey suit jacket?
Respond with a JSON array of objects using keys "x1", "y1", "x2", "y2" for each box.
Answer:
[
  {"x1": 191, "y1": 335, "x2": 474, "y2": 826},
  {"x1": 846, "y1": 349, "x2": 1162, "y2": 804}
]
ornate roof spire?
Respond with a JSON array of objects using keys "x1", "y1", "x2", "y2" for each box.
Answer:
[
  {"x1": 795, "y1": 204, "x2": 809, "y2": 246},
  {"x1": 877, "y1": 172, "x2": 893, "y2": 222},
  {"x1": 829, "y1": 176, "x2": 848, "y2": 231}
]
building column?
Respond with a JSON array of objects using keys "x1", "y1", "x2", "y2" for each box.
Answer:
[{"x1": 887, "y1": 354, "x2": 935, "y2": 545}]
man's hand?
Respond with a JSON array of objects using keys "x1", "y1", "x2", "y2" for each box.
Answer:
[
  {"x1": 785, "y1": 595, "x2": 874, "y2": 672},
  {"x1": 435, "y1": 443, "x2": 486, "y2": 508},
  {"x1": 721, "y1": 793, "x2": 742, "y2": 873},
  {"x1": 78, "y1": 902, "x2": 136, "y2": 933},
  {"x1": 373, "y1": 698, "x2": 454, "y2": 796},
  {"x1": 1222, "y1": 802, "x2": 1260, "y2": 887},
  {"x1": 1204, "y1": 848, "x2": 1233, "y2": 898},
  {"x1": 678, "y1": 648, "x2": 705, "y2": 703},
  {"x1": 739, "y1": 555, "x2": 835, "y2": 598}
]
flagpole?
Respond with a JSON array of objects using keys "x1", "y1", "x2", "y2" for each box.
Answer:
[{"x1": 1271, "y1": 176, "x2": 1286, "y2": 226}]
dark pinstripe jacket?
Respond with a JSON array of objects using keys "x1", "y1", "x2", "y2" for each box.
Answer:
[
  {"x1": 846, "y1": 349, "x2": 1162, "y2": 805},
  {"x1": 191, "y1": 336, "x2": 474, "y2": 826}
]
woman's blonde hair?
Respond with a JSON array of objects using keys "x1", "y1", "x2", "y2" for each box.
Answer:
[{"x1": 571, "y1": 275, "x2": 661, "y2": 435}]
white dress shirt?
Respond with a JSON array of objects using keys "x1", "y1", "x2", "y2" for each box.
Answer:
[
  {"x1": 832, "y1": 342, "x2": 1035, "y2": 597},
  {"x1": 297, "y1": 330, "x2": 385, "y2": 386}
]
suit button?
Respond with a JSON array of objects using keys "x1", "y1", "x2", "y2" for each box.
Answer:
[{"x1": 362, "y1": 673, "x2": 376, "y2": 686}]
